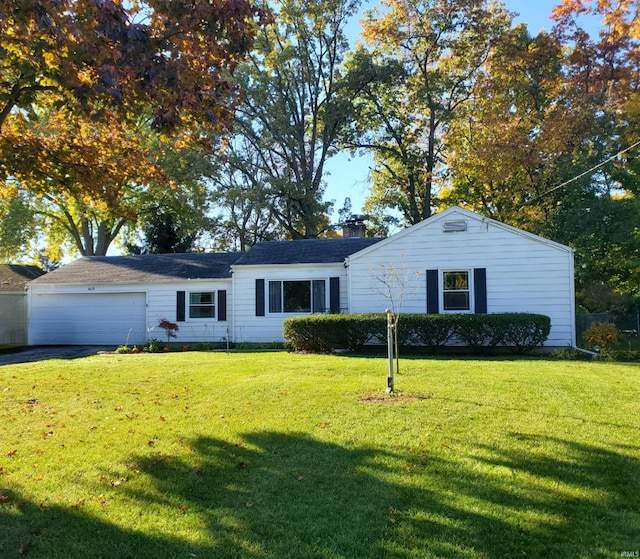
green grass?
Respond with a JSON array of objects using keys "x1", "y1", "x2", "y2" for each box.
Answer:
[{"x1": 0, "y1": 352, "x2": 638, "y2": 558}]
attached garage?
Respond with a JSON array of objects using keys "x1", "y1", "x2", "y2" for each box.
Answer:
[
  {"x1": 26, "y1": 253, "x2": 238, "y2": 347},
  {"x1": 29, "y1": 292, "x2": 147, "y2": 345}
]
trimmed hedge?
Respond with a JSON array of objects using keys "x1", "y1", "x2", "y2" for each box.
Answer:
[{"x1": 283, "y1": 313, "x2": 551, "y2": 355}]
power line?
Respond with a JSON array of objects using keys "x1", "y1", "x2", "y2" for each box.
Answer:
[{"x1": 521, "y1": 138, "x2": 640, "y2": 206}]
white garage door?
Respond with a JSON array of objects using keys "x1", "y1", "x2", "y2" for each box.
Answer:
[{"x1": 30, "y1": 292, "x2": 147, "y2": 345}]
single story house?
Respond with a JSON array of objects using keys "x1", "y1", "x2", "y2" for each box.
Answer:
[
  {"x1": 1, "y1": 264, "x2": 45, "y2": 346},
  {"x1": 27, "y1": 207, "x2": 576, "y2": 347}
]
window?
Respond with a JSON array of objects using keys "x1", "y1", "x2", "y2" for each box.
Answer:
[
  {"x1": 268, "y1": 280, "x2": 326, "y2": 313},
  {"x1": 426, "y1": 268, "x2": 487, "y2": 315},
  {"x1": 189, "y1": 292, "x2": 215, "y2": 318},
  {"x1": 442, "y1": 271, "x2": 470, "y2": 311}
]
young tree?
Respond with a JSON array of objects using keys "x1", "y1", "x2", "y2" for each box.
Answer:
[{"x1": 370, "y1": 255, "x2": 420, "y2": 392}]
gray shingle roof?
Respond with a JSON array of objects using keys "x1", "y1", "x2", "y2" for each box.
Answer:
[
  {"x1": 30, "y1": 253, "x2": 239, "y2": 284},
  {"x1": 232, "y1": 237, "x2": 384, "y2": 265},
  {"x1": 0, "y1": 264, "x2": 45, "y2": 291},
  {"x1": 29, "y1": 238, "x2": 384, "y2": 284}
]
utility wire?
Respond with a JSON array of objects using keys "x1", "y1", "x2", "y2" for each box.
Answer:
[{"x1": 521, "y1": 138, "x2": 640, "y2": 207}]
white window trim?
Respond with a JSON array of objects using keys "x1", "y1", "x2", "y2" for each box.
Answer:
[
  {"x1": 188, "y1": 290, "x2": 216, "y2": 320},
  {"x1": 266, "y1": 278, "x2": 329, "y2": 315},
  {"x1": 440, "y1": 269, "x2": 474, "y2": 314}
]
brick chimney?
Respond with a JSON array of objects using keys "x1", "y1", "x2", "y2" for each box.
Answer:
[{"x1": 342, "y1": 216, "x2": 366, "y2": 238}]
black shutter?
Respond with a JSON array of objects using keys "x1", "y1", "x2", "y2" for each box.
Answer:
[
  {"x1": 217, "y1": 290, "x2": 227, "y2": 321},
  {"x1": 474, "y1": 268, "x2": 487, "y2": 314},
  {"x1": 329, "y1": 277, "x2": 340, "y2": 313},
  {"x1": 176, "y1": 291, "x2": 186, "y2": 322},
  {"x1": 426, "y1": 269, "x2": 439, "y2": 314},
  {"x1": 255, "y1": 279, "x2": 265, "y2": 316}
]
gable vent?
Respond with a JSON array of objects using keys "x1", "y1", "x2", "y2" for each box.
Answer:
[{"x1": 443, "y1": 220, "x2": 467, "y2": 233}]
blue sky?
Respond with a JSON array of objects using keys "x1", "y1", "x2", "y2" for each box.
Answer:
[{"x1": 325, "y1": 0, "x2": 602, "y2": 219}]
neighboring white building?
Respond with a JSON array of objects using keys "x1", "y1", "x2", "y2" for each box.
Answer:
[
  {"x1": 27, "y1": 207, "x2": 576, "y2": 348},
  {"x1": 1, "y1": 265, "x2": 45, "y2": 346}
]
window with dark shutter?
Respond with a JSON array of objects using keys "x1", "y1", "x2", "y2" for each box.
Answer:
[
  {"x1": 176, "y1": 291, "x2": 186, "y2": 322},
  {"x1": 255, "y1": 279, "x2": 265, "y2": 316},
  {"x1": 329, "y1": 277, "x2": 340, "y2": 313},
  {"x1": 426, "y1": 270, "x2": 439, "y2": 314},
  {"x1": 217, "y1": 290, "x2": 227, "y2": 321},
  {"x1": 473, "y1": 268, "x2": 487, "y2": 314}
]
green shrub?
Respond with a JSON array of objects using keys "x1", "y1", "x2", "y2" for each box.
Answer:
[
  {"x1": 143, "y1": 338, "x2": 163, "y2": 353},
  {"x1": 407, "y1": 314, "x2": 457, "y2": 354},
  {"x1": 283, "y1": 312, "x2": 550, "y2": 354},
  {"x1": 454, "y1": 314, "x2": 505, "y2": 354},
  {"x1": 283, "y1": 314, "x2": 382, "y2": 352},
  {"x1": 500, "y1": 313, "x2": 551, "y2": 354}
]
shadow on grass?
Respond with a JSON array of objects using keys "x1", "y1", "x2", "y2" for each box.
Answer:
[{"x1": 1, "y1": 433, "x2": 638, "y2": 558}]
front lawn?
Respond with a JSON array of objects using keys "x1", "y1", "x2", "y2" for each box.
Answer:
[{"x1": 0, "y1": 352, "x2": 638, "y2": 558}]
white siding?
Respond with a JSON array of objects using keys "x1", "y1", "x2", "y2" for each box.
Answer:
[
  {"x1": 347, "y1": 209, "x2": 575, "y2": 347},
  {"x1": 145, "y1": 280, "x2": 232, "y2": 344},
  {"x1": 28, "y1": 279, "x2": 232, "y2": 346},
  {"x1": 231, "y1": 264, "x2": 346, "y2": 343}
]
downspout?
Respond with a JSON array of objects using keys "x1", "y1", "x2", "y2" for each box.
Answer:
[
  {"x1": 568, "y1": 248, "x2": 577, "y2": 347},
  {"x1": 230, "y1": 266, "x2": 236, "y2": 344},
  {"x1": 567, "y1": 248, "x2": 595, "y2": 355},
  {"x1": 573, "y1": 346, "x2": 598, "y2": 356}
]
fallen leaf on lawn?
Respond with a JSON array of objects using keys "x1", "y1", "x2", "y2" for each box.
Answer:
[
  {"x1": 319, "y1": 422, "x2": 327, "y2": 429},
  {"x1": 0, "y1": 495, "x2": 8, "y2": 502},
  {"x1": 245, "y1": 501, "x2": 253, "y2": 508},
  {"x1": 6, "y1": 449, "x2": 17, "y2": 457},
  {"x1": 159, "y1": 416, "x2": 166, "y2": 422},
  {"x1": 179, "y1": 504, "x2": 187, "y2": 511},
  {"x1": 236, "y1": 462, "x2": 246, "y2": 470},
  {"x1": 34, "y1": 474, "x2": 43, "y2": 481},
  {"x1": 19, "y1": 541, "x2": 35, "y2": 555}
]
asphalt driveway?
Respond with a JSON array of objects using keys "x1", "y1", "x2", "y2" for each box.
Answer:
[{"x1": 0, "y1": 346, "x2": 113, "y2": 366}]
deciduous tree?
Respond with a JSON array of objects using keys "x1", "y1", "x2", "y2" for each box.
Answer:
[
  {"x1": 350, "y1": 0, "x2": 511, "y2": 225},
  {"x1": 0, "y1": 0, "x2": 271, "y2": 134},
  {"x1": 224, "y1": 0, "x2": 366, "y2": 239}
]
